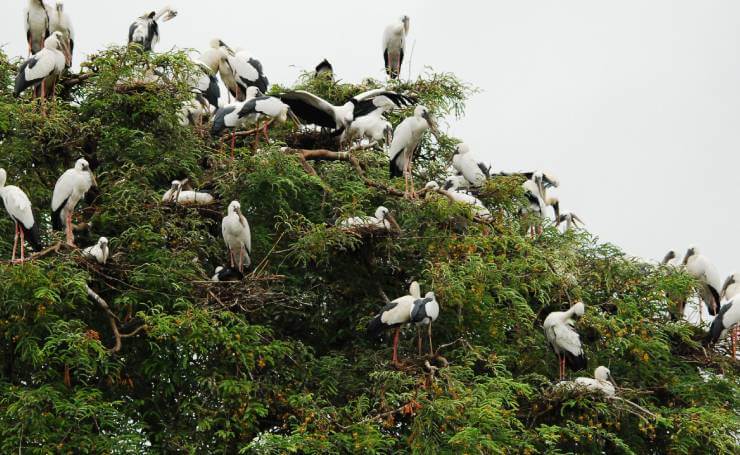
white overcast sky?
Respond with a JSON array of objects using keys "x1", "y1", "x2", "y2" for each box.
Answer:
[{"x1": 4, "y1": 1, "x2": 740, "y2": 277}]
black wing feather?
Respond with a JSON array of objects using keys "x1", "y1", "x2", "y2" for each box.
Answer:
[{"x1": 278, "y1": 93, "x2": 336, "y2": 128}]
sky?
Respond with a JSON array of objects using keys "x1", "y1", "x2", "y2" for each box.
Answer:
[{"x1": 4, "y1": 1, "x2": 740, "y2": 277}]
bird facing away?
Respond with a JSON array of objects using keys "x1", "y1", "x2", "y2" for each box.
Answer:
[
  {"x1": 221, "y1": 201, "x2": 251, "y2": 273},
  {"x1": 128, "y1": 6, "x2": 177, "y2": 51},
  {"x1": 452, "y1": 143, "x2": 487, "y2": 188},
  {"x1": 211, "y1": 266, "x2": 244, "y2": 282},
  {"x1": 337, "y1": 206, "x2": 400, "y2": 232},
  {"x1": 388, "y1": 105, "x2": 437, "y2": 197},
  {"x1": 314, "y1": 59, "x2": 334, "y2": 79},
  {"x1": 382, "y1": 15, "x2": 410, "y2": 79},
  {"x1": 49, "y1": 1, "x2": 74, "y2": 66},
  {"x1": 25, "y1": 0, "x2": 50, "y2": 55},
  {"x1": 544, "y1": 301, "x2": 587, "y2": 380},
  {"x1": 683, "y1": 246, "x2": 722, "y2": 316},
  {"x1": 0, "y1": 168, "x2": 41, "y2": 262},
  {"x1": 51, "y1": 158, "x2": 97, "y2": 246},
  {"x1": 14, "y1": 31, "x2": 68, "y2": 98},
  {"x1": 558, "y1": 366, "x2": 617, "y2": 398},
  {"x1": 366, "y1": 290, "x2": 417, "y2": 367},
  {"x1": 410, "y1": 291, "x2": 440, "y2": 355},
  {"x1": 425, "y1": 181, "x2": 492, "y2": 222},
  {"x1": 83, "y1": 237, "x2": 109, "y2": 265}
]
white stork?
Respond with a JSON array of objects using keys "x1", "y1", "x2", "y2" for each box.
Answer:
[
  {"x1": 389, "y1": 106, "x2": 437, "y2": 197},
  {"x1": 221, "y1": 201, "x2": 251, "y2": 273},
  {"x1": 721, "y1": 273, "x2": 740, "y2": 301},
  {"x1": 278, "y1": 89, "x2": 414, "y2": 135},
  {"x1": 219, "y1": 48, "x2": 269, "y2": 101},
  {"x1": 544, "y1": 301, "x2": 587, "y2": 380},
  {"x1": 211, "y1": 265, "x2": 244, "y2": 282},
  {"x1": 0, "y1": 168, "x2": 41, "y2": 262},
  {"x1": 341, "y1": 112, "x2": 393, "y2": 151},
  {"x1": 707, "y1": 299, "x2": 740, "y2": 358},
  {"x1": 49, "y1": 1, "x2": 73, "y2": 66},
  {"x1": 425, "y1": 181, "x2": 492, "y2": 222},
  {"x1": 51, "y1": 158, "x2": 97, "y2": 246},
  {"x1": 337, "y1": 206, "x2": 400, "y2": 232},
  {"x1": 382, "y1": 15, "x2": 410, "y2": 79},
  {"x1": 14, "y1": 31, "x2": 67, "y2": 99},
  {"x1": 452, "y1": 143, "x2": 487, "y2": 188},
  {"x1": 683, "y1": 246, "x2": 722, "y2": 317},
  {"x1": 128, "y1": 6, "x2": 177, "y2": 51},
  {"x1": 662, "y1": 250, "x2": 683, "y2": 267},
  {"x1": 366, "y1": 288, "x2": 418, "y2": 367},
  {"x1": 82, "y1": 237, "x2": 109, "y2": 265},
  {"x1": 522, "y1": 173, "x2": 560, "y2": 235},
  {"x1": 25, "y1": 0, "x2": 50, "y2": 55},
  {"x1": 410, "y1": 291, "x2": 440, "y2": 355},
  {"x1": 161, "y1": 179, "x2": 215, "y2": 206},
  {"x1": 558, "y1": 366, "x2": 617, "y2": 397},
  {"x1": 557, "y1": 212, "x2": 584, "y2": 232}
]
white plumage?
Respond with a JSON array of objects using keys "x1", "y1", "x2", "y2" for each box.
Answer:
[
  {"x1": 558, "y1": 366, "x2": 617, "y2": 397},
  {"x1": 683, "y1": 246, "x2": 722, "y2": 316},
  {"x1": 388, "y1": 106, "x2": 436, "y2": 197},
  {"x1": 128, "y1": 6, "x2": 177, "y2": 51},
  {"x1": 83, "y1": 237, "x2": 109, "y2": 265},
  {"x1": 49, "y1": 1, "x2": 73, "y2": 66},
  {"x1": 425, "y1": 181, "x2": 492, "y2": 221},
  {"x1": 721, "y1": 273, "x2": 740, "y2": 301},
  {"x1": 14, "y1": 31, "x2": 67, "y2": 98},
  {"x1": 219, "y1": 49, "x2": 269, "y2": 100},
  {"x1": 544, "y1": 302, "x2": 587, "y2": 379},
  {"x1": 221, "y1": 201, "x2": 251, "y2": 272},
  {"x1": 338, "y1": 206, "x2": 398, "y2": 231},
  {"x1": 557, "y1": 212, "x2": 584, "y2": 232},
  {"x1": 25, "y1": 0, "x2": 50, "y2": 55},
  {"x1": 452, "y1": 143, "x2": 486, "y2": 188},
  {"x1": 0, "y1": 168, "x2": 41, "y2": 261},
  {"x1": 212, "y1": 94, "x2": 291, "y2": 137},
  {"x1": 51, "y1": 158, "x2": 97, "y2": 246},
  {"x1": 707, "y1": 300, "x2": 740, "y2": 349},
  {"x1": 341, "y1": 111, "x2": 393, "y2": 150},
  {"x1": 161, "y1": 180, "x2": 215, "y2": 205},
  {"x1": 382, "y1": 15, "x2": 410, "y2": 79}
]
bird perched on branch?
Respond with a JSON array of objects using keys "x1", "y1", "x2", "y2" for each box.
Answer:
[
  {"x1": 383, "y1": 15, "x2": 410, "y2": 79},
  {"x1": 706, "y1": 299, "x2": 740, "y2": 357},
  {"x1": 410, "y1": 290, "x2": 440, "y2": 355},
  {"x1": 337, "y1": 206, "x2": 400, "y2": 232},
  {"x1": 25, "y1": 0, "x2": 50, "y2": 55},
  {"x1": 683, "y1": 246, "x2": 721, "y2": 317},
  {"x1": 14, "y1": 31, "x2": 68, "y2": 99},
  {"x1": 218, "y1": 47, "x2": 270, "y2": 101},
  {"x1": 83, "y1": 237, "x2": 109, "y2": 265},
  {"x1": 544, "y1": 302, "x2": 587, "y2": 380},
  {"x1": 128, "y1": 6, "x2": 177, "y2": 51},
  {"x1": 366, "y1": 287, "x2": 417, "y2": 367},
  {"x1": 49, "y1": 1, "x2": 74, "y2": 66},
  {"x1": 0, "y1": 168, "x2": 41, "y2": 263},
  {"x1": 161, "y1": 179, "x2": 215, "y2": 206},
  {"x1": 521, "y1": 172, "x2": 560, "y2": 236},
  {"x1": 222, "y1": 201, "x2": 251, "y2": 273},
  {"x1": 314, "y1": 59, "x2": 334, "y2": 79},
  {"x1": 425, "y1": 181, "x2": 492, "y2": 222},
  {"x1": 452, "y1": 143, "x2": 487, "y2": 188},
  {"x1": 51, "y1": 158, "x2": 97, "y2": 246},
  {"x1": 389, "y1": 106, "x2": 438, "y2": 197}
]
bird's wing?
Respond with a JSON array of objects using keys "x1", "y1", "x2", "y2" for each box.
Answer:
[
  {"x1": 243, "y1": 216, "x2": 252, "y2": 254},
  {"x1": 228, "y1": 54, "x2": 259, "y2": 83},
  {"x1": 387, "y1": 118, "x2": 413, "y2": 161},
  {"x1": 1, "y1": 186, "x2": 34, "y2": 228},
  {"x1": 21, "y1": 51, "x2": 56, "y2": 84},
  {"x1": 128, "y1": 21, "x2": 139, "y2": 43},
  {"x1": 552, "y1": 323, "x2": 583, "y2": 356},
  {"x1": 278, "y1": 91, "x2": 336, "y2": 128},
  {"x1": 352, "y1": 92, "x2": 415, "y2": 118},
  {"x1": 25, "y1": 11, "x2": 31, "y2": 40},
  {"x1": 254, "y1": 97, "x2": 287, "y2": 118},
  {"x1": 51, "y1": 169, "x2": 75, "y2": 210}
]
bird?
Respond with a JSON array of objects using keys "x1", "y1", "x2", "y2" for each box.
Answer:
[
  {"x1": 212, "y1": 90, "x2": 295, "y2": 157},
  {"x1": 51, "y1": 158, "x2": 97, "y2": 246},
  {"x1": 221, "y1": 201, "x2": 251, "y2": 273},
  {"x1": 161, "y1": 179, "x2": 215, "y2": 206},
  {"x1": 337, "y1": 206, "x2": 400, "y2": 232},
  {"x1": 128, "y1": 6, "x2": 177, "y2": 51},
  {"x1": 443, "y1": 174, "x2": 471, "y2": 192},
  {"x1": 25, "y1": 0, "x2": 50, "y2": 55},
  {"x1": 521, "y1": 173, "x2": 560, "y2": 236},
  {"x1": 683, "y1": 246, "x2": 722, "y2": 317},
  {"x1": 278, "y1": 89, "x2": 414, "y2": 134},
  {"x1": 721, "y1": 273, "x2": 740, "y2": 301},
  {"x1": 82, "y1": 237, "x2": 109, "y2": 265},
  {"x1": 388, "y1": 106, "x2": 438, "y2": 197},
  {"x1": 544, "y1": 301, "x2": 587, "y2": 380},
  {"x1": 14, "y1": 31, "x2": 68, "y2": 99},
  {"x1": 410, "y1": 291, "x2": 440, "y2": 355},
  {"x1": 452, "y1": 143, "x2": 487, "y2": 188},
  {"x1": 557, "y1": 212, "x2": 584, "y2": 232},
  {"x1": 706, "y1": 299, "x2": 740, "y2": 358},
  {"x1": 49, "y1": 1, "x2": 73, "y2": 66},
  {"x1": 314, "y1": 59, "x2": 333, "y2": 79},
  {"x1": 366, "y1": 288, "x2": 418, "y2": 367},
  {"x1": 382, "y1": 15, "x2": 410, "y2": 79},
  {"x1": 0, "y1": 168, "x2": 41, "y2": 262},
  {"x1": 219, "y1": 48, "x2": 270, "y2": 101},
  {"x1": 340, "y1": 112, "x2": 393, "y2": 151},
  {"x1": 211, "y1": 266, "x2": 244, "y2": 282},
  {"x1": 425, "y1": 181, "x2": 492, "y2": 222},
  {"x1": 662, "y1": 250, "x2": 683, "y2": 267},
  {"x1": 558, "y1": 366, "x2": 617, "y2": 398}
]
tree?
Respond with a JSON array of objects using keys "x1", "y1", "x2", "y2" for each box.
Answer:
[{"x1": 0, "y1": 46, "x2": 737, "y2": 454}]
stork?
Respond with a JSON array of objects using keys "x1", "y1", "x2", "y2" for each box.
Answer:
[
  {"x1": 211, "y1": 266, "x2": 244, "y2": 282},
  {"x1": 25, "y1": 0, "x2": 50, "y2": 55},
  {"x1": 14, "y1": 31, "x2": 67, "y2": 100},
  {"x1": 337, "y1": 206, "x2": 400, "y2": 232},
  {"x1": 558, "y1": 366, "x2": 617, "y2": 397},
  {"x1": 544, "y1": 301, "x2": 587, "y2": 380},
  {"x1": 557, "y1": 212, "x2": 584, "y2": 232},
  {"x1": 382, "y1": 15, "x2": 410, "y2": 79},
  {"x1": 278, "y1": 89, "x2": 414, "y2": 135},
  {"x1": 51, "y1": 158, "x2": 97, "y2": 246},
  {"x1": 366, "y1": 288, "x2": 417, "y2": 367},
  {"x1": 720, "y1": 273, "x2": 740, "y2": 358},
  {"x1": 221, "y1": 201, "x2": 251, "y2": 273},
  {"x1": 683, "y1": 247, "x2": 722, "y2": 317},
  {"x1": 341, "y1": 112, "x2": 393, "y2": 151},
  {"x1": 0, "y1": 168, "x2": 41, "y2": 262},
  {"x1": 128, "y1": 6, "x2": 177, "y2": 51},
  {"x1": 388, "y1": 106, "x2": 438, "y2": 198},
  {"x1": 219, "y1": 48, "x2": 269, "y2": 101},
  {"x1": 49, "y1": 1, "x2": 73, "y2": 66},
  {"x1": 314, "y1": 59, "x2": 334, "y2": 79},
  {"x1": 425, "y1": 181, "x2": 492, "y2": 222},
  {"x1": 706, "y1": 299, "x2": 740, "y2": 359},
  {"x1": 522, "y1": 173, "x2": 560, "y2": 236},
  {"x1": 662, "y1": 250, "x2": 683, "y2": 267},
  {"x1": 452, "y1": 143, "x2": 487, "y2": 188},
  {"x1": 82, "y1": 237, "x2": 109, "y2": 265},
  {"x1": 410, "y1": 291, "x2": 440, "y2": 355},
  {"x1": 161, "y1": 179, "x2": 215, "y2": 206}
]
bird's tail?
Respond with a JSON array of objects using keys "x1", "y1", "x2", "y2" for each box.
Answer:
[
  {"x1": 389, "y1": 157, "x2": 403, "y2": 178},
  {"x1": 365, "y1": 315, "x2": 385, "y2": 339},
  {"x1": 51, "y1": 203, "x2": 66, "y2": 231},
  {"x1": 564, "y1": 352, "x2": 587, "y2": 372},
  {"x1": 707, "y1": 287, "x2": 721, "y2": 316},
  {"x1": 21, "y1": 221, "x2": 42, "y2": 251}
]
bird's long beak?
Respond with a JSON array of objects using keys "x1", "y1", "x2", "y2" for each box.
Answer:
[
  {"x1": 608, "y1": 375, "x2": 617, "y2": 388},
  {"x1": 162, "y1": 10, "x2": 178, "y2": 21},
  {"x1": 428, "y1": 121, "x2": 441, "y2": 143},
  {"x1": 537, "y1": 179, "x2": 546, "y2": 199},
  {"x1": 90, "y1": 172, "x2": 98, "y2": 188},
  {"x1": 387, "y1": 213, "x2": 401, "y2": 232},
  {"x1": 288, "y1": 109, "x2": 303, "y2": 126},
  {"x1": 572, "y1": 214, "x2": 584, "y2": 226}
]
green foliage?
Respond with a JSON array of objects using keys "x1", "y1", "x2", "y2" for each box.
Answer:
[{"x1": 0, "y1": 48, "x2": 737, "y2": 454}]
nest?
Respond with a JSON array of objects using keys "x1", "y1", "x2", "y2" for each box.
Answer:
[
  {"x1": 284, "y1": 130, "x2": 340, "y2": 151},
  {"x1": 196, "y1": 274, "x2": 305, "y2": 316}
]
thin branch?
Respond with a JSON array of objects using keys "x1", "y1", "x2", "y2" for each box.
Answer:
[{"x1": 86, "y1": 285, "x2": 145, "y2": 352}]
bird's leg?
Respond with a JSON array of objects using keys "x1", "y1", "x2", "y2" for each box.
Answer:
[
  {"x1": 732, "y1": 326, "x2": 737, "y2": 360},
  {"x1": 229, "y1": 249, "x2": 235, "y2": 268},
  {"x1": 11, "y1": 222, "x2": 18, "y2": 262},
  {"x1": 238, "y1": 247, "x2": 244, "y2": 273},
  {"x1": 428, "y1": 323, "x2": 434, "y2": 356},
  {"x1": 20, "y1": 228, "x2": 25, "y2": 263},
  {"x1": 392, "y1": 326, "x2": 401, "y2": 366},
  {"x1": 40, "y1": 80, "x2": 47, "y2": 116},
  {"x1": 417, "y1": 327, "x2": 422, "y2": 357},
  {"x1": 262, "y1": 121, "x2": 270, "y2": 143},
  {"x1": 66, "y1": 211, "x2": 74, "y2": 246},
  {"x1": 253, "y1": 124, "x2": 260, "y2": 152}
]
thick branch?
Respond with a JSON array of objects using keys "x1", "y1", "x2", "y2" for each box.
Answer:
[{"x1": 86, "y1": 285, "x2": 145, "y2": 353}]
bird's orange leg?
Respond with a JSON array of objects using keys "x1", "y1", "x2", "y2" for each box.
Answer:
[
  {"x1": 65, "y1": 211, "x2": 74, "y2": 246},
  {"x1": 392, "y1": 327, "x2": 401, "y2": 366},
  {"x1": 11, "y1": 222, "x2": 18, "y2": 262},
  {"x1": 19, "y1": 229, "x2": 25, "y2": 263},
  {"x1": 428, "y1": 323, "x2": 434, "y2": 356},
  {"x1": 733, "y1": 326, "x2": 737, "y2": 360}
]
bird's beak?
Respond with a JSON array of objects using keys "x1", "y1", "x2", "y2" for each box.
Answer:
[
  {"x1": 387, "y1": 213, "x2": 401, "y2": 232},
  {"x1": 537, "y1": 179, "x2": 546, "y2": 200},
  {"x1": 90, "y1": 172, "x2": 98, "y2": 188},
  {"x1": 288, "y1": 109, "x2": 303, "y2": 126},
  {"x1": 162, "y1": 10, "x2": 177, "y2": 21},
  {"x1": 608, "y1": 375, "x2": 617, "y2": 387},
  {"x1": 572, "y1": 214, "x2": 584, "y2": 226}
]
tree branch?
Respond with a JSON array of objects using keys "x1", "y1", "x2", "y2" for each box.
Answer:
[{"x1": 86, "y1": 285, "x2": 145, "y2": 353}]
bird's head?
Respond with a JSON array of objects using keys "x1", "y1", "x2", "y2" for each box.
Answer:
[
  {"x1": 594, "y1": 366, "x2": 616, "y2": 386},
  {"x1": 424, "y1": 181, "x2": 440, "y2": 192},
  {"x1": 400, "y1": 15, "x2": 410, "y2": 33},
  {"x1": 375, "y1": 206, "x2": 390, "y2": 219},
  {"x1": 245, "y1": 86, "x2": 261, "y2": 100},
  {"x1": 662, "y1": 250, "x2": 677, "y2": 265},
  {"x1": 0, "y1": 168, "x2": 6, "y2": 187},
  {"x1": 546, "y1": 196, "x2": 560, "y2": 220},
  {"x1": 683, "y1": 246, "x2": 698, "y2": 265},
  {"x1": 453, "y1": 143, "x2": 470, "y2": 156},
  {"x1": 215, "y1": 266, "x2": 223, "y2": 274},
  {"x1": 75, "y1": 158, "x2": 96, "y2": 186},
  {"x1": 161, "y1": 7, "x2": 178, "y2": 21},
  {"x1": 572, "y1": 301, "x2": 585, "y2": 318},
  {"x1": 55, "y1": 1, "x2": 64, "y2": 12},
  {"x1": 45, "y1": 31, "x2": 65, "y2": 52},
  {"x1": 425, "y1": 291, "x2": 435, "y2": 300},
  {"x1": 213, "y1": 39, "x2": 234, "y2": 56},
  {"x1": 416, "y1": 106, "x2": 440, "y2": 139},
  {"x1": 170, "y1": 180, "x2": 181, "y2": 191},
  {"x1": 228, "y1": 200, "x2": 242, "y2": 215},
  {"x1": 98, "y1": 237, "x2": 109, "y2": 247},
  {"x1": 721, "y1": 273, "x2": 738, "y2": 299}
]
